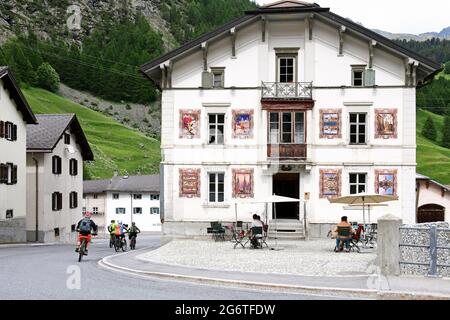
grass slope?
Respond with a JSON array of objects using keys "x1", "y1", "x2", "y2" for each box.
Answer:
[
  {"x1": 22, "y1": 87, "x2": 160, "y2": 180},
  {"x1": 416, "y1": 109, "x2": 450, "y2": 184}
]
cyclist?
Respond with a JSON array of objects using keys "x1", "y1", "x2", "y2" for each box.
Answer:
[
  {"x1": 108, "y1": 220, "x2": 117, "y2": 246},
  {"x1": 75, "y1": 212, "x2": 98, "y2": 254},
  {"x1": 128, "y1": 222, "x2": 141, "y2": 242},
  {"x1": 114, "y1": 220, "x2": 128, "y2": 246}
]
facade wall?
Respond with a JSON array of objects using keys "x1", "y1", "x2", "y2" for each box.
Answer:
[
  {"x1": 417, "y1": 181, "x2": 450, "y2": 223},
  {"x1": 83, "y1": 193, "x2": 107, "y2": 233},
  {"x1": 26, "y1": 130, "x2": 84, "y2": 243},
  {"x1": 0, "y1": 82, "x2": 28, "y2": 243},
  {"x1": 160, "y1": 18, "x2": 419, "y2": 236}
]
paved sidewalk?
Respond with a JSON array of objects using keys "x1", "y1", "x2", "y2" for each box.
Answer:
[{"x1": 100, "y1": 244, "x2": 450, "y2": 300}]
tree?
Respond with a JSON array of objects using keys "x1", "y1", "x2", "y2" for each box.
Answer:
[
  {"x1": 445, "y1": 61, "x2": 450, "y2": 75},
  {"x1": 422, "y1": 116, "x2": 438, "y2": 141},
  {"x1": 36, "y1": 62, "x2": 60, "y2": 92},
  {"x1": 442, "y1": 115, "x2": 450, "y2": 148}
]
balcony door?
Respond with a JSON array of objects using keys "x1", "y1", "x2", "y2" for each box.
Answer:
[
  {"x1": 277, "y1": 56, "x2": 296, "y2": 83},
  {"x1": 273, "y1": 173, "x2": 300, "y2": 220}
]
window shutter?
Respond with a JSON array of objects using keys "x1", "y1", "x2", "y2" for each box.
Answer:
[
  {"x1": 12, "y1": 124, "x2": 17, "y2": 141},
  {"x1": 58, "y1": 157, "x2": 62, "y2": 174},
  {"x1": 58, "y1": 193, "x2": 63, "y2": 210},
  {"x1": 365, "y1": 69, "x2": 376, "y2": 86},
  {"x1": 12, "y1": 165, "x2": 17, "y2": 184},
  {"x1": 74, "y1": 192, "x2": 78, "y2": 208},
  {"x1": 5, "y1": 122, "x2": 11, "y2": 140},
  {"x1": 74, "y1": 160, "x2": 78, "y2": 176},
  {"x1": 201, "y1": 71, "x2": 213, "y2": 88},
  {"x1": 0, "y1": 164, "x2": 6, "y2": 183},
  {"x1": 52, "y1": 193, "x2": 57, "y2": 211},
  {"x1": 0, "y1": 121, "x2": 4, "y2": 138},
  {"x1": 52, "y1": 156, "x2": 57, "y2": 174}
]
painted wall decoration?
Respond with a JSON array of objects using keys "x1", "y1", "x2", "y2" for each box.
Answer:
[
  {"x1": 375, "y1": 109, "x2": 398, "y2": 139},
  {"x1": 232, "y1": 110, "x2": 254, "y2": 139},
  {"x1": 179, "y1": 169, "x2": 201, "y2": 198},
  {"x1": 232, "y1": 169, "x2": 254, "y2": 198},
  {"x1": 375, "y1": 169, "x2": 397, "y2": 196},
  {"x1": 179, "y1": 110, "x2": 201, "y2": 139},
  {"x1": 319, "y1": 169, "x2": 342, "y2": 199},
  {"x1": 319, "y1": 109, "x2": 342, "y2": 139}
]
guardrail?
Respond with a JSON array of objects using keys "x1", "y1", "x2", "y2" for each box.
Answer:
[{"x1": 261, "y1": 82, "x2": 313, "y2": 99}]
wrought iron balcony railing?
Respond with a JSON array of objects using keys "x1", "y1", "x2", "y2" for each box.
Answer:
[{"x1": 262, "y1": 82, "x2": 313, "y2": 100}]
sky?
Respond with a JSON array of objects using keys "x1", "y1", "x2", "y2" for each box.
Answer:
[{"x1": 255, "y1": 0, "x2": 450, "y2": 34}]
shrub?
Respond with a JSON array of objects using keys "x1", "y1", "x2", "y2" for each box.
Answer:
[
  {"x1": 442, "y1": 115, "x2": 450, "y2": 148},
  {"x1": 422, "y1": 116, "x2": 437, "y2": 141},
  {"x1": 36, "y1": 62, "x2": 60, "y2": 92},
  {"x1": 444, "y1": 61, "x2": 450, "y2": 75},
  {"x1": 126, "y1": 104, "x2": 132, "y2": 110}
]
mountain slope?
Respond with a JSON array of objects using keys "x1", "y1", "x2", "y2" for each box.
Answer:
[
  {"x1": 416, "y1": 109, "x2": 450, "y2": 184},
  {"x1": 22, "y1": 87, "x2": 161, "y2": 180}
]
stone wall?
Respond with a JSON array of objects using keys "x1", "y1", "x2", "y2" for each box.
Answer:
[
  {"x1": 400, "y1": 222, "x2": 450, "y2": 277},
  {"x1": 0, "y1": 218, "x2": 26, "y2": 243}
]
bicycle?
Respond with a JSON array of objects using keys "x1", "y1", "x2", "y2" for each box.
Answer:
[
  {"x1": 109, "y1": 234, "x2": 115, "y2": 248},
  {"x1": 114, "y1": 234, "x2": 127, "y2": 252},
  {"x1": 77, "y1": 232, "x2": 97, "y2": 262},
  {"x1": 130, "y1": 235, "x2": 137, "y2": 250}
]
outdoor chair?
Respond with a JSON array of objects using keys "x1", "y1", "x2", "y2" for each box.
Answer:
[
  {"x1": 261, "y1": 224, "x2": 269, "y2": 248},
  {"x1": 210, "y1": 222, "x2": 226, "y2": 242},
  {"x1": 335, "y1": 226, "x2": 352, "y2": 252},
  {"x1": 249, "y1": 226, "x2": 263, "y2": 249},
  {"x1": 349, "y1": 225, "x2": 365, "y2": 253}
]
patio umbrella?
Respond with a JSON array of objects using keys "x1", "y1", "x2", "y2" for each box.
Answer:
[{"x1": 329, "y1": 193, "x2": 398, "y2": 228}]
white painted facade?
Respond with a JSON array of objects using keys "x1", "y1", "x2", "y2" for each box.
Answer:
[
  {"x1": 26, "y1": 129, "x2": 85, "y2": 243},
  {"x1": 83, "y1": 191, "x2": 161, "y2": 233},
  {"x1": 416, "y1": 178, "x2": 450, "y2": 224},
  {"x1": 144, "y1": 2, "x2": 440, "y2": 237},
  {"x1": 0, "y1": 79, "x2": 29, "y2": 242}
]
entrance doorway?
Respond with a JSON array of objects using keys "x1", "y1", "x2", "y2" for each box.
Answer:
[
  {"x1": 272, "y1": 173, "x2": 300, "y2": 220},
  {"x1": 417, "y1": 204, "x2": 445, "y2": 223}
]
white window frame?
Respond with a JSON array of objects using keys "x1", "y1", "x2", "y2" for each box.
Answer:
[
  {"x1": 349, "y1": 173, "x2": 367, "y2": 195},
  {"x1": 150, "y1": 194, "x2": 159, "y2": 201},
  {"x1": 208, "y1": 172, "x2": 225, "y2": 203},
  {"x1": 133, "y1": 207, "x2": 143, "y2": 215},
  {"x1": 352, "y1": 65, "x2": 366, "y2": 87},
  {"x1": 349, "y1": 112, "x2": 367, "y2": 145},
  {"x1": 277, "y1": 56, "x2": 297, "y2": 83},
  {"x1": 150, "y1": 207, "x2": 160, "y2": 215},
  {"x1": 112, "y1": 193, "x2": 120, "y2": 200},
  {"x1": 133, "y1": 194, "x2": 142, "y2": 200},
  {"x1": 116, "y1": 207, "x2": 126, "y2": 215},
  {"x1": 208, "y1": 114, "x2": 225, "y2": 145}
]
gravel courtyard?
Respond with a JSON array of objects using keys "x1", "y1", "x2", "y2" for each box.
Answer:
[{"x1": 138, "y1": 239, "x2": 377, "y2": 277}]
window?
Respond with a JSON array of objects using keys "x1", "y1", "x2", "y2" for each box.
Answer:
[
  {"x1": 150, "y1": 194, "x2": 159, "y2": 201},
  {"x1": 211, "y1": 68, "x2": 224, "y2": 88},
  {"x1": 82, "y1": 207, "x2": 86, "y2": 214},
  {"x1": 52, "y1": 192, "x2": 62, "y2": 211},
  {"x1": 3, "y1": 122, "x2": 17, "y2": 141},
  {"x1": 349, "y1": 113, "x2": 367, "y2": 144},
  {"x1": 268, "y1": 112, "x2": 305, "y2": 144},
  {"x1": 6, "y1": 210, "x2": 13, "y2": 219},
  {"x1": 64, "y1": 133, "x2": 70, "y2": 144},
  {"x1": 71, "y1": 224, "x2": 76, "y2": 232},
  {"x1": 278, "y1": 56, "x2": 296, "y2": 83},
  {"x1": 116, "y1": 208, "x2": 126, "y2": 214},
  {"x1": 150, "y1": 207, "x2": 160, "y2": 215},
  {"x1": 93, "y1": 194, "x2": 98, "y2": 199},
  {"x1": 133, "y1": 194, "x2": 142, "y2": 200},
  {"x1": 209, "y1": 173, "x2": 225, "y2": 203},
  {"x1": 113, "y1": 193, "x2": 119, "y2": 200},
  {"x1": 92, "y1": 207, "x2": 98, "y2": 215},
  {"x1": 349, "y1": 173, "x2": 367, "y2": 195},
  {"x1": 52, "y1": 156, "x2": 62, "y2": 175},
  {"x1": 0, "y1": 121, "x2": 4, "y2": 138},
  {"x1": 352, "y1": 66, "x2": 366, "y2": 87},
  {"x1": 69, "y1": 192, "x2": 78, "y2": 209},
  {"x1": 0, "y1": 163, "x2": 17, "y2": 185},
  {"x1": 133, "y1": 207, "x2": 143, "y2": 215},
  {"x1": 54, "y1": 228, "x2": 60, "y2": 238},
  {"x1": 69, "y1": 159, "x2": 78, "y2": 176},
  {"x1": 208, "y1": 114, "x2": 225, "y2": 145}
]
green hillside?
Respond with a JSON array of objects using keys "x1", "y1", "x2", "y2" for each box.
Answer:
[
  {"x1": 416, "y1": 109, "x2": 450, "y2": 184},
  {"x1": 22, "y1": 87, "x2": 160, "y2": 180}
]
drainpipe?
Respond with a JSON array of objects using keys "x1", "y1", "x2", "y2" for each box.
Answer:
[{"x1": 32, "y1": 156, "x2": 39, "y2": 242}]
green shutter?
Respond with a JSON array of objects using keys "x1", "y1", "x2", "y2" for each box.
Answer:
[{"x1": 365, "y1": 69, "x2": 376, "y2": 86}]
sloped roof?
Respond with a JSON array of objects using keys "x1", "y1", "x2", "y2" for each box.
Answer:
[
  {"x1": 0, "y1": 66, "x2": 37, "y2": 124},
  {"x1": 83, "y1": 174, "x2": 160, "y2": 194},
  {"x1": 416, "y1": 173, "x2": 450, "y2": 192},
  {"x1": 26, "y1": 114, "x2": 94, "y2": 161},
  {"x1": 141, "y1": 2, "x2": 441, "y2": 80}
]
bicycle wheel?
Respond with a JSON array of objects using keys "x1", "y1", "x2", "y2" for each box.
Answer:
[
  {"x1": 130, "y1": 237, "x2": 136, "y2": 250},
  {"x1": 121, "y1": 239, "x2": 127, "y2": 252},
  {"x1": 78, "y1": 240, "x2": 85, "y2": 262},
  {"x1": 109, "y1": 236, "x2": 113, "y2": 248},
  {"x1": 114, "y1": 238, "x2": 120, "y2": 252}
]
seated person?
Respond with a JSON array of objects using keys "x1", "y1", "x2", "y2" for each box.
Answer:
[
  {"x1": 250, "y1": 214, "x2": 264, "y2": 248},
  {"x1": 333, "y1": 216, "x2": 354, "y2": 252}
]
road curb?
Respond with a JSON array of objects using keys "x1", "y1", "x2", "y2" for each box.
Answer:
[{"x1": 0, "y1": 242, "x2": 60, "y2": 249}]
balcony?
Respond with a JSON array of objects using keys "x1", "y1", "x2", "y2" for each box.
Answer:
[
  {"x1": 262, "y1": 82, "x2": 313, "y2": 100},
  {"x1": 267, "y1": 144, "x2": 307, "y2": 160}
]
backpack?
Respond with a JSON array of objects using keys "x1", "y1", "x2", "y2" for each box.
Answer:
[{"x1": 79, "y1": 218, "x2": 91, "y2": 233}]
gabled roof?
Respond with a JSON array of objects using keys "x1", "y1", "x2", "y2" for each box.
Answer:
[
  {"x1": 84, "y1": 174, "x2": 160, "y2": 194},
  {"x1": 0, "y1": 66, "x2": 37, "y2": 124},
  {"x1": 26, "y1": 114, "x2": 94, "y2": 161},
  {"x1": 141, "y1": 2, "x2": 441, "y2": 80},
  {"x1": 416, "y1": 173, "x2": 450, "y2": 192}
]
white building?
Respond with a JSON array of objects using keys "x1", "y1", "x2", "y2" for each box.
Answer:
[
  {"x1": 140, "y1": 1, "x2": 441, "y2": 238},
  {"x1": 0, "y1": 67, "x2": 37, "y2": 243},
  {"x1": 26, "y1": 114, "x2": 94, "y2": 243},
  {"x1": 83, "y1": 175, "x2": 161, "y2": 234},
  {"x1": 416, "y1": 174, "x2": 450, "y2": 224}
]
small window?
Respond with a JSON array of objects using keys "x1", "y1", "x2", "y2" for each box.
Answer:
[
  {"x1": 52, "y1": 192, "x2": 62, "y2": 211},
  {"x1": 64, "y1": 133, "x2": 71, "y2": 145},
  {"x1": 352, "y1": 66, "x2": 366, "y2": 87},
  {"x1": 3, "y1": 163, "x2": 17, "y2": 185},
  {"x1": 211, "y1": 68, "x2": 224, "y2": 88},
  {"x1": 133, "y1": 194, "x2": 142, "y2": 200},
  {"x1": 209, "y1": 173, "x2": 225, "y2": 203},
  {"x1": 208, "y1": 114, "x2": 225, "y2": 145},
  {"x1": 93, "y1": 194, "x2": 98, "y2": 199},
  {"x1": 150, "y1": 194, "x2": 159, "y2": 201},
  {"x1": 52, "y1": 156, "x2": 62, "y2": 175},
  {"x1": 69, "y1": 159, "x2": 78, "y2": 176},
  {"x1": 150, "y1": 207, "x2": 160, "y2": 215},
  {"x1": 71, "y1": 224, "x2": 76, "y2": 232},
  {"x1": 54, "y1": 228, "x2": 60, "y2": 238},
  {"x1": 6, "y1": 210, "x2": 13, "y2": 219},
  {"x1": 4, "y1": 122, "x2": 16, "y2": 141},
  {"x1": 69, "y1": 192, "x2": 78, "y2": 209},
  {"x1": 133, "y1": 207, "x2": 143, "y2": 215},
  {"x1": 349, "y1": 173, "x2": 367, "y2": 195},
  {"x1": 116, "y1": 208, "x2": 126, "y2": 214},
  {"x1": 278, "y1": 56, "x2": 296, "y2": 83},
  {"x1": 92, "y1": 207, "x2": 99, "y2": 215},
  {"x1": 349, "y1": 113, "x2": 367, "y2": 145},
  {"x1": 113, "y1": 193, "x2": 120, "y2": 200}
]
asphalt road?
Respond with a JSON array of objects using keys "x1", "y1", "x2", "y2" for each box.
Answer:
[{"x1": 0, "y1": 235, "x2": 352, "y2": 300}]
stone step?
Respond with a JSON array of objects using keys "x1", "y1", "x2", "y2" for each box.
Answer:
[{"x1": 267, "y1": 233, "x2": 305, "y2": 240}]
